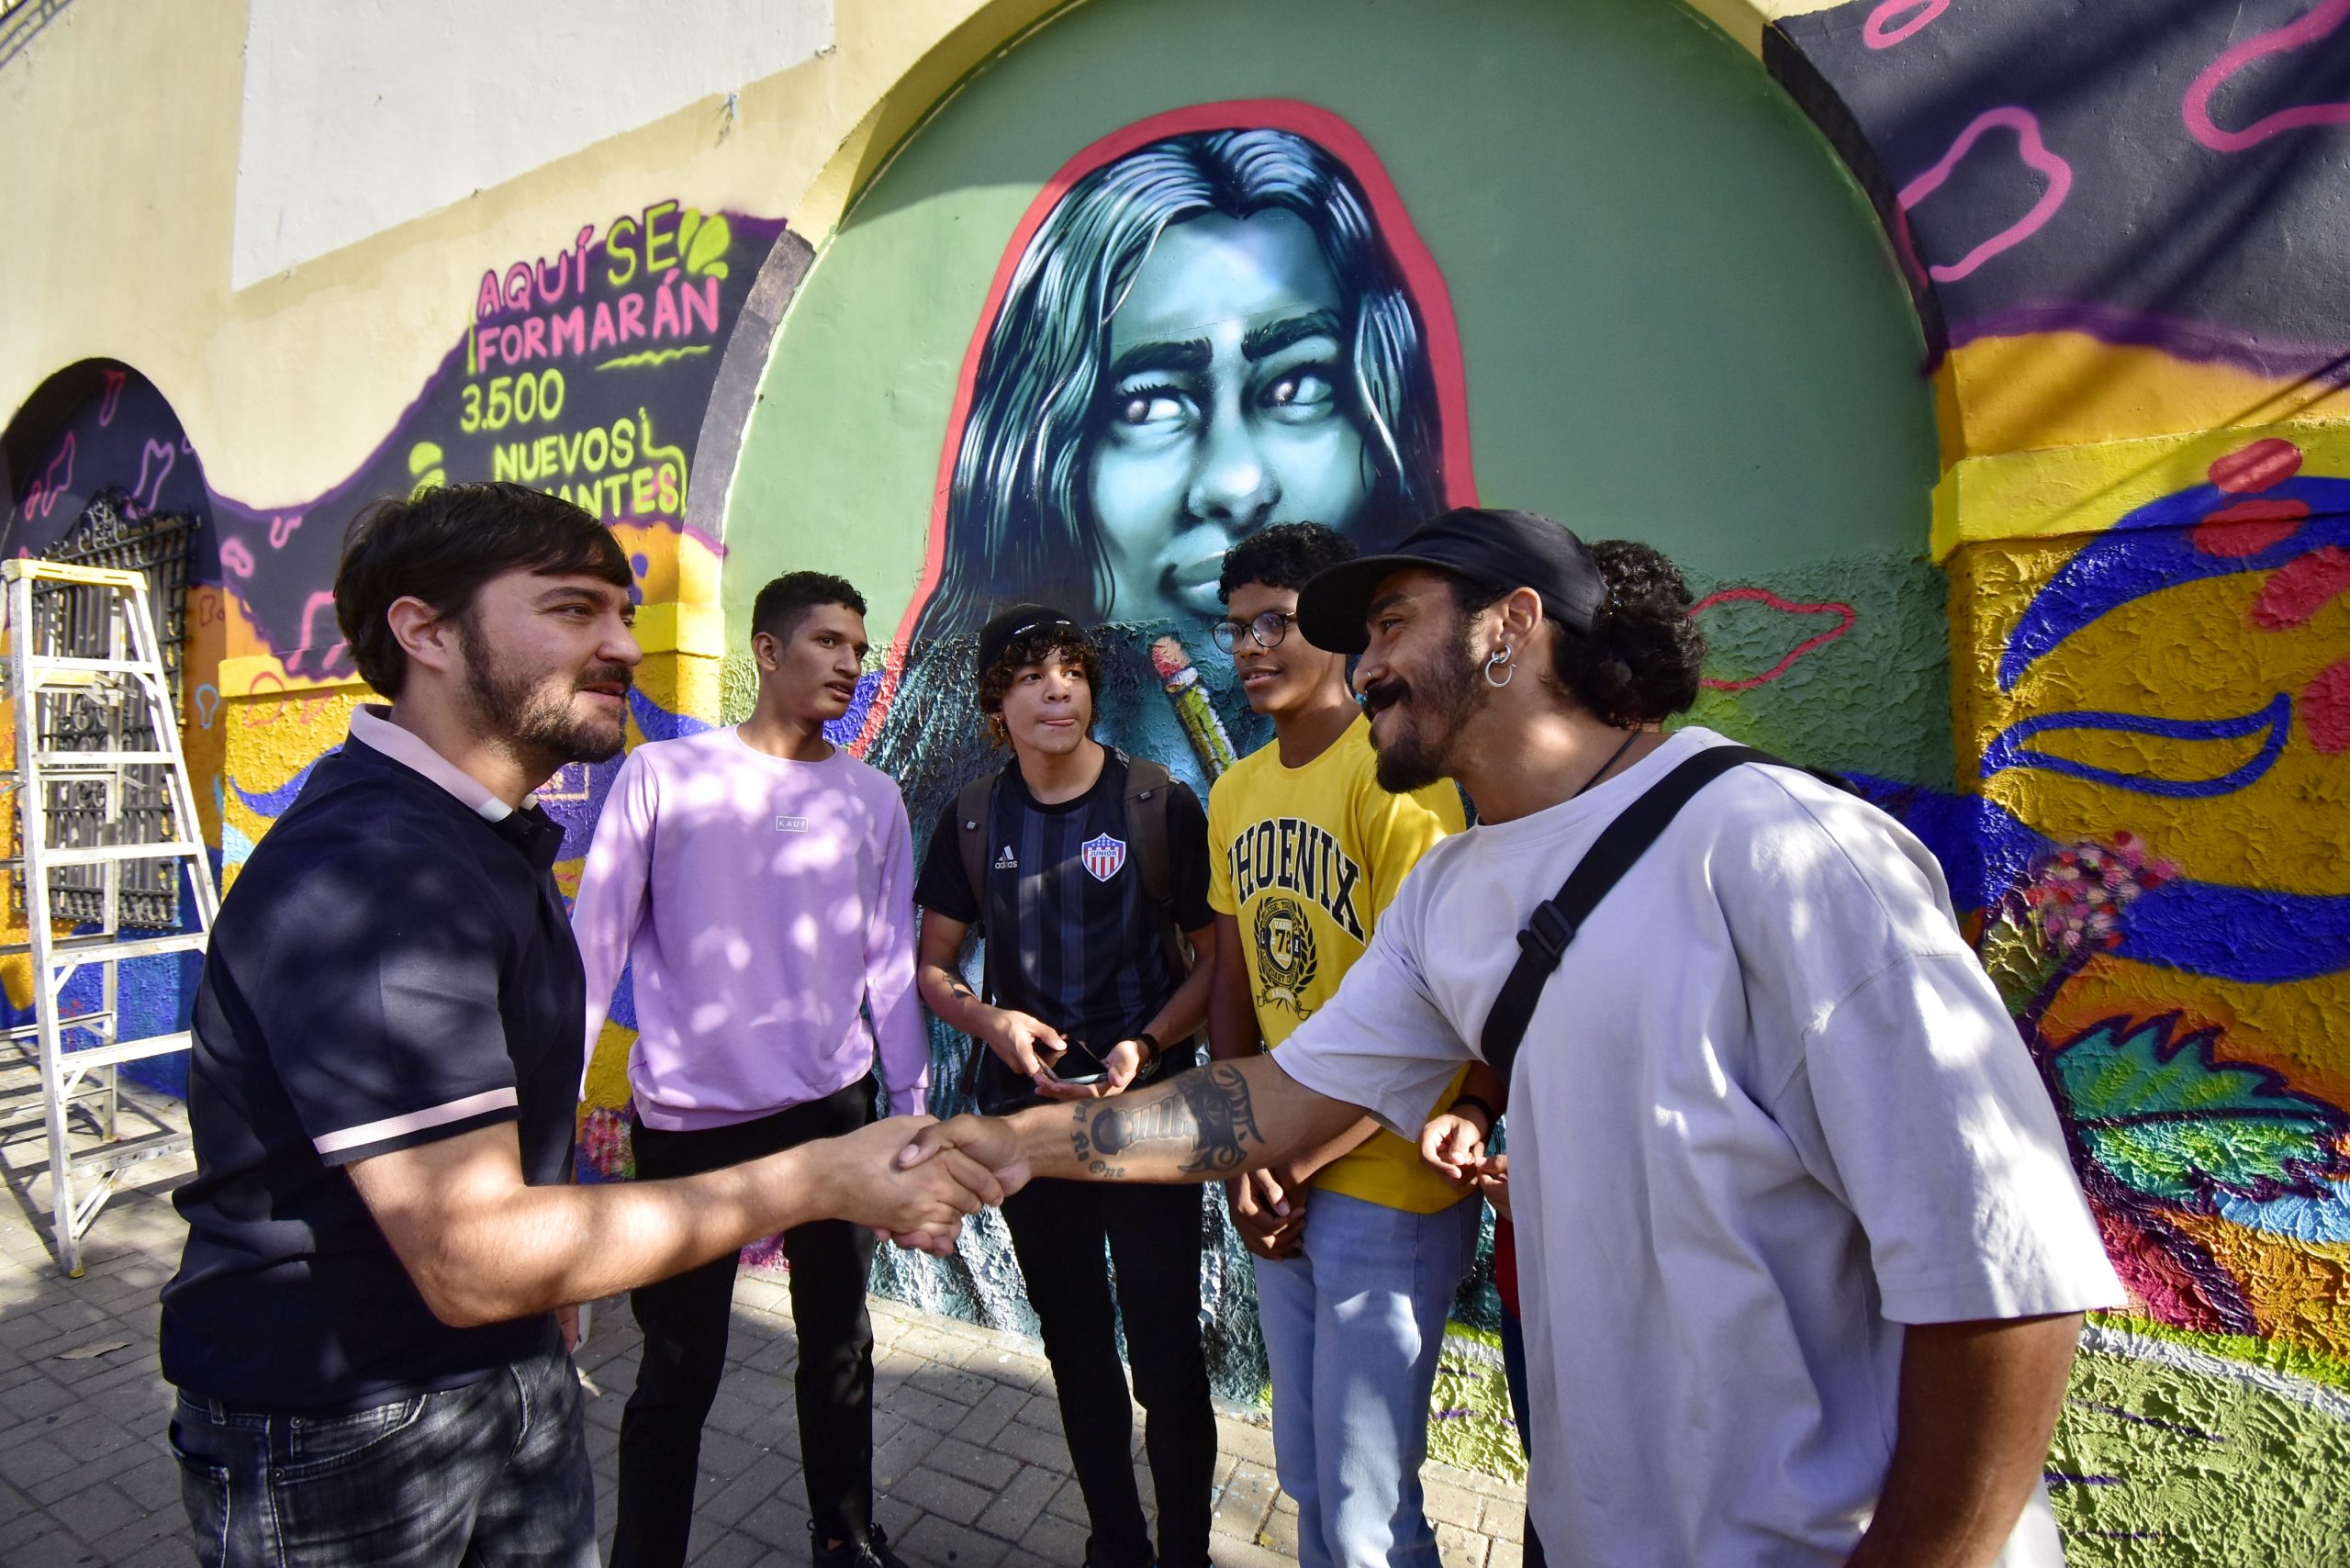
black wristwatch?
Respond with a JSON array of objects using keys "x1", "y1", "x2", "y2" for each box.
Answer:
[{"x1": 1131, "y1": 1031, "x2": 1162, "y2": 1068}]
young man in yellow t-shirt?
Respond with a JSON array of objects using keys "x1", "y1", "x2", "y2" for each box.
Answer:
[{"x1": 1205, "y1": 523, "x2": 1474, "y2": 1568}]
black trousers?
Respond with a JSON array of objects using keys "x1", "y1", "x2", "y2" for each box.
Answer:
[
  {"x1": 610, "y1": 1081, "x2": 879, "y2": 1568},
  {"x1": 1002, "y1": 1175, "x2": 1215, "y2": 1568}
]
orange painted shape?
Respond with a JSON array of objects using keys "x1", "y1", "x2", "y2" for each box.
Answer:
[{"x1": 2163, "y1": 1209, "x2": 2350, "y2": 1361}]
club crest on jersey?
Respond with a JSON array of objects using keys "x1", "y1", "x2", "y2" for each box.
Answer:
[{"x1": 1080, "y1": 833, "x2": 1127, "y2": 882}]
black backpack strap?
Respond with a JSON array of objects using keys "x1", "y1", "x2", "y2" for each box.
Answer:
[
  {"x1": 1119, "y1": 754, "x2": 1190, "y2": 976},
  {"x1": 954, "y1": 772, "x2": 996, "y2": 926},
  {"x1": 1478, "y1": 745, "x2": 1852, "y2": 1083}
]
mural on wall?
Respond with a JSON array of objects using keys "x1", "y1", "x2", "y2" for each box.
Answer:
[
  {"x1": 1753, "y1": 0, "x2": 2350, "y2": 1556},
  {"x1": 135, "y1": 206, "x2": 788, "y2": 840},
  {"x1": 203, "y1": 201, "x2": 786, "y2": 688},
  {"x1": 1773, "y1": 0, "x2": 2350, "y2": 448},
  {"x1": 860, "y1": 105, "x2": 1472, "y2": 815},
  {"x1": 2, "y1": 373, "x2": 224, "y2": 1098},
  {"x1": 1938, "y1": 437, "x2": 2350, "y2": 1559}
]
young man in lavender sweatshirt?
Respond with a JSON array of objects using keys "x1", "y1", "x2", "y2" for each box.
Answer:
[{"x1": 573, "y1": 572, "x2": 926, "y2": 1568}]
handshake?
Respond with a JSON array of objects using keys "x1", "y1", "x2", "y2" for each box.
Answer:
[{"x1": 819, "y1": 1113, "x2": 1032, "y2": 1255}]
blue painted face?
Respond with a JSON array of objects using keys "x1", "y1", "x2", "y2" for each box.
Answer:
[{"x1": 1087, "y1": 209, "x2": 1371, "y2": 625}]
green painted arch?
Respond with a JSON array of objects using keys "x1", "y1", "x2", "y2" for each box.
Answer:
[{"x1": 722, "y1": 0, "x2": 1947, "y2": 781}]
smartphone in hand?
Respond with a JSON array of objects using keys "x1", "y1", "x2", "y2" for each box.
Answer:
[{"x1": 1049, "y1": 1040, "x2": 1109, "y2": 1085}]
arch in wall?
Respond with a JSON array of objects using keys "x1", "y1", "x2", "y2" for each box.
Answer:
[
  {"x1": 3, "y1": 363, "x2": 228, "y2": 1096},
  {"x1": 3, "y1": 364, "x2": 228, "y2": 849},
  {"x1": 722, "y1": 0, "x2": 1947, "y2": 776}
]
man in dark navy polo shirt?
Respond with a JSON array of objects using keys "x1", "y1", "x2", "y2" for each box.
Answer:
[{"x1": 161, "y1": 484, "x2": 1004, "y2": 1568}]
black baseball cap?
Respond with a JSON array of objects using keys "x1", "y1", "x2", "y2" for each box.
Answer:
[
  {"x1": 1295, "y1": 507, "x2": 1606, "y2": 655},
  {"x1": 976, "y1": 602, "x2": 1083, "y2": 682}
]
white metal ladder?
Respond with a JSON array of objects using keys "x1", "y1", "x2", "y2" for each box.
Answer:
[{"x1": 0, "y1": 558, "x2": 218, "y2": 1275}]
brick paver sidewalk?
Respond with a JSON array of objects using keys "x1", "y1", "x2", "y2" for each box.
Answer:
[{"x1": 0, "y1": 1103, "x2": 1527, "y2": 1566}]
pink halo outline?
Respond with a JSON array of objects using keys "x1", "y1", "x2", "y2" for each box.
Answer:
[
  {"x1": 1864, "y1": 0, "x2": 1947, "y2": 50},
  {"x1": 1897, "y1": 106, "x2": 2074, "y2": 284},
  {"x1": 2185, "y1": 0, "x2": 2350, "y2": 153},
  {"x1": 1692, "y1": 587, "x2": 1857, "y2": 693}
]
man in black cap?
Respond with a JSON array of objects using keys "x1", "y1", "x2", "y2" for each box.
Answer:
[
  {"x1": 904, "y1": 512, "x2": 2122, "y2": 1568},
  {"x1": 911, "y1": 605, "x2": 1221, "y2": 1568}
]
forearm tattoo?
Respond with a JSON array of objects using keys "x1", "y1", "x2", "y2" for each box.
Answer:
[
  {"x1": 946, "y1": 975, "x2": 976, "y2": 1002},
  {"x1": 1069, "y1": 1062, "x2": 1263, "y2": 1179}
]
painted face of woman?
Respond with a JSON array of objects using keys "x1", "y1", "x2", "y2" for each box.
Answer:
[{"x1": 1087, "y1": 209, "x2": 1372, "y2": 625}]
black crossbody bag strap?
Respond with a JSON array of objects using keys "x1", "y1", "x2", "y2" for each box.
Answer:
[{"x1": 1478, "y1": 745, "x2": 1852, "y2": 1083}]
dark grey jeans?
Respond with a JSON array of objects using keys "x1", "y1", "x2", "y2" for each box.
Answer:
[{"x1": 168, "y1": 1347, "x2": 594, "y2": 1567}]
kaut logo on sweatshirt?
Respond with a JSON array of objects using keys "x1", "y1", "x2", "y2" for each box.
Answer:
[{"x1": 1224, "y1": 818, "x2": 1365, "y2": 942}]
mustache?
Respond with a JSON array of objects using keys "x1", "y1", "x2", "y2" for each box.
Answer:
[
  {"x1": 1359, "y1": 678, "x2": 1408, "y2": 712},
  {"x1": 579, "y1": 664, "x2": 635, "y2": 693}
]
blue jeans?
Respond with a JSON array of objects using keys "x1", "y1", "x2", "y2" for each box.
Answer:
[
  {"x1": 1253, "y1": 1189, "x2": 1479, "y2": 1568},
  {"x1": 168, "y1": 1348, "x2": 595, "y2": 1567}
]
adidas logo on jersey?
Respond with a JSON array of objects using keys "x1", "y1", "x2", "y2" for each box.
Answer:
[{"x1": 993, "y1": 846, "x2": 1018, "y2": 869}]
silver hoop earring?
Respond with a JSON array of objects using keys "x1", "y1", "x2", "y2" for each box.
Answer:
[{"x1": 1483, "y1": 646, "x2": 1515, "y2": 689}]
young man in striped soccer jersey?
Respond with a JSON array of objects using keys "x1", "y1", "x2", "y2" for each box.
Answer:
[
  {"x1": 912, "y1": 607, "x2": 1220, "y2": 1568},
  {"x1": 1204, "y1": 524, "x2": 1473, "y2": 1568}
]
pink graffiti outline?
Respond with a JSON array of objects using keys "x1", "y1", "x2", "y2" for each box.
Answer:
[
  {"x1": 2184, "y1": 0, "x2": 2350, "y2": 152},
  {"x1": 134, "y1": 439, "x2": 175, "y2": 511},
  {"x1": 219, "y1": 537, "x2": 256, "y2": 578},
  {"x1": 96, "y1": 370, "x2": 128, "y2": 426},
  {"x1": 269, "y1": 513, "x2": 305, "y2": 549},
  {"x1": 290, "y1": 592, "x2": 350, "y2": 677},
  {"x1": 23, "y1": 435, "x2": 73, "y2": 520},
  {"x1": 1692, "y1": 588, "x2": 1857, "y2": 692},
  {"x1": 1864, "y1": 0, "x2": 1947, "y2": 50},
  {"x1": 1897, "y1": 107, "x2": 2074, "y2": 283}
]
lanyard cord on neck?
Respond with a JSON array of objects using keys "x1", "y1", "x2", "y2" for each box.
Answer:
[{"x1": 1572, "y1": 729, "x2": 1643, "y2": 800}]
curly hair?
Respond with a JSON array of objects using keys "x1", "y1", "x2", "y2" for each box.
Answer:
[
  {"x1": 976, "y1": 622, "x2": 1104, "y2": 736},
  {"x1": 1454, "y1": 539, "x2": 1704, "y2": 726},
  {"x1": 1218, "y1": 521, "x2": 1358, "y2": 601}
]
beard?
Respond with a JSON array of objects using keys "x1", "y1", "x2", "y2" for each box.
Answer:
[
  {"x1": 1367, "y1": 621, "x2": 1485, "y2": 794},
  {"x1": 463, "y1": 635, "x2": 632, "y2": 768}
]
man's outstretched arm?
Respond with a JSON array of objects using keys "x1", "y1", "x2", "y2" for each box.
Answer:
[
  {"x1": 351, "y1": 1116, "x2": 1003, "y2": 1328},
  {"x1": 901, "y1": 1053, "x2": 1370, "y2": 1188}
]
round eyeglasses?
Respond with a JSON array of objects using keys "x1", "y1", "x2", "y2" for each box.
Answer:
[{"x1": 1210, "y1": 610, "x2": 1297, "y2": 655}]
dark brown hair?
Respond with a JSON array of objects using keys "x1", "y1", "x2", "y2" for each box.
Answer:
[
  {"x1": 333, "y1": 483, "x2": 631, "y2": 697},
  {"x1": 751, "y1": 571, "x2": 867, "y2": 645}
]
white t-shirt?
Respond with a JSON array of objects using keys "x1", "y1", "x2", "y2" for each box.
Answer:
[{"x1": 1273, "y1": 727, "x2": 2122, "y2": 1566}]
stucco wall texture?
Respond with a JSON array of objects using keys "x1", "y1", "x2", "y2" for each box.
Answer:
[{"x1": 6, "y1": 0, "x2": 2350, "y2": 1552}]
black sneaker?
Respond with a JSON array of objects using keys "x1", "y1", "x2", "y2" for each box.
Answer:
[{"x1": 810, "y1": 1520, "x2": 910, "y2": 1568}]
